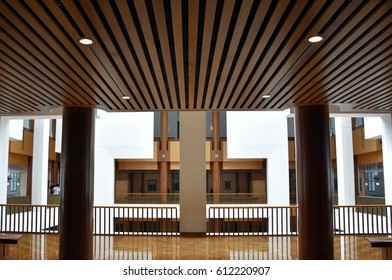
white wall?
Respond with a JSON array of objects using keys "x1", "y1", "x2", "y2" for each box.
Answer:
[
  {"x1": 364, "y1": 117, "x2": 382, "y2": 139},
  {"x1": 9, "y1": 120, "x2": 23, "y2": 141},
  {"x1": 94, "y1": 111, "x2": 154, "y2": 205},
  {"x1": 226, "y1": 111, "x2": 290, "y2": 206}
]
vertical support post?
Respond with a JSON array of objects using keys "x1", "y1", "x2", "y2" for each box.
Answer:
[
  {"x1": 160, "y1": 112, "x2": 169, "y2": 204},
  {"x1": 295, "y1": 105, "x2": 334, "y2": 260},
  {"x1": 59, "y1": 107, "x2": 95, "y2": 260},
  {"x1": 0, "y1": 117, "x2": 10, "y2": 204},
  {"x1": 31, "y1": 119, "x2": 50, "y2": 205},
  {"x1": 212, "y1": 111, "x2": 221, "y2": 204},
  {"x1": 381, "y1": 114, "x2": 392, "y2": 205},
  {"x1": 335, "y1": 117, "x2": 356, "y2": 205},
  {"x1": 180, "y1": 112, "x2": 206, "y2": 234}
]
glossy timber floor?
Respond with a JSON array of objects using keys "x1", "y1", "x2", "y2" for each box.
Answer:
[{"x1": 4, "y1": 234, "x2": 384, "y2": 260}]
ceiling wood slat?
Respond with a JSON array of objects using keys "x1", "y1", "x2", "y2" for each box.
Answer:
[
  {"x1": 95, "y1": 0, "x2": 153, "y2": 109},
  {"x1": 217, "y1": 0, "x2": 271, "y2": 109},
  {"x1": 133, "y1": 0, "x2": 170, "y2": 109},
  {"x1": 76, "y1": 0, "x2": 139, "y2": 110},
  {"x1": 0, "y1": 0, "x2": 390, "y2": 114},
  {"x1": 171, "y1": 0, "x2": 186, "y2": 109},
  {"x1": 202, "y1": 0, "x2": 236, "y2": 108},
  {"x1": 226, "y1": 0, "x2": 292, "y2": 109},
  {"x1": 60, "y1": 0, "x2": 132, "y2": 110},
  {"x1": 40, "y1": 0, "x2": 120, "y2": 111},
  {"x1": 239, "y1": 0, "x2": 314, "y2": 109},
  {"x1": 302, "y1": 2, "x2": 392, "y2": 104},
  {"x1": 115, "y1": 0, "x2": 167, "y2": 110},
  {"x1": 195, "y1": 0, "x2": 217, "y2": 109},
  {"x1": 187, "y1": 0, "x2": 199, "y2": 109},
  {"x1": 211, "y1": 0, "x2": 254, "y2": 109},
  {"x1": 152, "y1": 0, "x2": 179, "y2": 109},
  {"x1": 264, "y1": 0, "x2": 383, "y2": 109}
]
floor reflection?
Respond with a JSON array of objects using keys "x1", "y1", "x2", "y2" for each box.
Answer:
[{"x1": 5, "y1": 234, "x2": 384, "y2": 260}]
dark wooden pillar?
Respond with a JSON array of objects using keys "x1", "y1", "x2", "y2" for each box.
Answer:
[
  {"x1": 59, "y1": 107, "x2": 95, "y2": 260},
  {"x1": 295, "y1": 105, "x2": 334, "y2": 260}
]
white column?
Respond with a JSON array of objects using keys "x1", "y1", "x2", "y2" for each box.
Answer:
[
  {"x1": 381, "y1": 114, "x2": 392, "y2": 205},
  {"x1": 31, "y1": 119, "x2": 50, "y2": 205},
  {"x1": 180, "y1": 112, "x2": 206, "y2": 233},
  {"x1": 335, "y1": 117, "x2": 356, "y2": 205},
  {"x1": 0, "y1": 117, "x2": 10, "y2": 204}
]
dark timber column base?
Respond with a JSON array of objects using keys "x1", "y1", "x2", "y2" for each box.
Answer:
[
  {"x1": 295, "y1": 105, "x2": 334, "y2": 260},
  {"x1": 59, "y1": 107, "x2": 95, "y2": 260}
]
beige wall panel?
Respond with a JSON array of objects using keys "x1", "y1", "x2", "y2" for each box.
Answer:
[
  {"x1": 169, "y1": 141, "x2": 180, "y2": 161},
  {"x1": 357, "y1": 150, "x2": 383, "y2": 165},
  {"x1": 353, "y1": 127, "x2": 381, "y2": 155},
  {"x1": 9, "y1": 130, "x2": 33, "y2": 156},
  {"x1": 9, "y1": 152, "x2": 29, "y2": 165},
  {"x1": 117, "y1": 161, "x2": 158, "y2": 170}
]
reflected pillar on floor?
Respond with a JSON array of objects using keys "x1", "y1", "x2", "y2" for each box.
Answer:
[
  {"x1": 294, "y1": 105, "x2": 334, "y2": 260},
  {"x1": 59, "y1": 107, "x2": 95, "y2": 260}
]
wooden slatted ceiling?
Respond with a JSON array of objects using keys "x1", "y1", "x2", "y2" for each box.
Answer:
[{"x1": 0, "y1": 0, "x2": 391, "y2": 114}]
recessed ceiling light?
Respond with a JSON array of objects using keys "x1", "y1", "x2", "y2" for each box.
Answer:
[
  {"x1": 262, "y1": 95, "x2": 271, "y2": 98},
  {"x1": 121, "y1": 96, "x2": 130, "y2": 100},
  {"x1": 308, "y1": 35, "x2": 324, "y2": 43},
  {"x1": 79, "y1": 38, "x2": 94, "y2": 45}
]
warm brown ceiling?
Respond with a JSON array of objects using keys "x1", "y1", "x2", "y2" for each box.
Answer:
[{"x1": 0, "y1": 0, "x2": 391, "y2": 114}]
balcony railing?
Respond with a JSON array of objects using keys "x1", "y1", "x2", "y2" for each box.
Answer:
[
  {"x1": 115, "y1": 193, "x2": 179, "y2": 204},
  {"x1": 94, "y1": 206, "x2": 179, "y2": 235},
  {"x1": 0, "y1": 204, "x2": 179, "y2": 236},
  {"x1": 208, "y1": 206, "x2": 297, "y2": 236},
  {"x1": 114, "y1": 193, "x2": 266, "y2": 204},
  {"x1": 207, "y1": 193, "x2": 267, "y2": 204},
  {"x1": 1, "y1": 204, "x2": 391, "y2": 236}
]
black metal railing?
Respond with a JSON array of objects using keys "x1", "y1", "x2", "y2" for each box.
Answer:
[
  {"x1": 1, "y1": 204, "x2": 390, "y2": 236},
  {"x1": 207, "y1": 206, "x2": 297, "y2": 236}
]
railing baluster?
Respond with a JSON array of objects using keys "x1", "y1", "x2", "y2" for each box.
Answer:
[
  {"x1": 371, "y1": 207, "x2": 375, "y2": 234},
  {"x1": 376, "y1": 206, "x2": 380, "y2": 234}
]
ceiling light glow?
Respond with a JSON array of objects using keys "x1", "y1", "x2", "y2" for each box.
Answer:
[
  {"x1": 121, "y1": 96, "x2": 130, "y2": 100},
  {"x1": 79, "y1": 38, "x2": 94, "y2": 45},
  {"x1": 262, "y1": 95, "x2": 271, "y2": 98},
  {"x1": 308, "y1": 35, "x2": 324, "y2": 43}
]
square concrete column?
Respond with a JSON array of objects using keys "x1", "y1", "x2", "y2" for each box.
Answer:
[
  {"x1": 295, "y1": 105, "x2": 334, "y2": 260},
  {"x1": 59, "y1": 107, "x2": 95, "y2": 260},
  {"x1": 179, "y1": 112, "x2": 206, "y2": 234}
]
